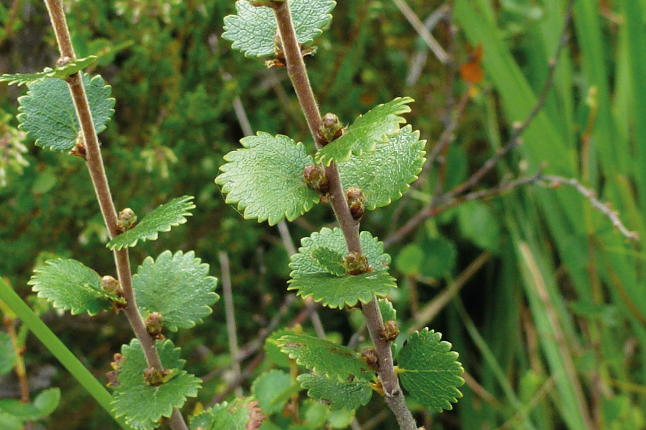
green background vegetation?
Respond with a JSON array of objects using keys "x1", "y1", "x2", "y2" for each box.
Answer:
[{"x1": 1, "y1": 0, "x2": 645, "y2": 428}]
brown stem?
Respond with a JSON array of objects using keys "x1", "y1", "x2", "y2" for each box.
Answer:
[
  {"x1": 43, "y1": 1, "x2": 187, "y2": 428},
  {"x1": 4, "y1": 316, "x2": 29, "y2": 402},
  {"x1": 273, "y1": 2, "x2": 416, "y2": 429}
]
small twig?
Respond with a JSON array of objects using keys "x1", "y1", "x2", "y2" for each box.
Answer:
[
  {"x1": 43, "y1": 2, "x2": 187, "y2": 428},
  {"x1": 541, "y1": 176, "x2": 639, "y2": 241},
  {"x1": 406, "y1": 5, "x2": 450, "y2": 87},
  {"x1": 209, "y1": 351, "x2": 265, "y2": 406},
  {"x1": 495, "y1": 376, "x2": 556, "y2": 430},
  {"x1": 391, "y1": 0, "x2": 449, "y2": 64},
  {"x1": 219, "y1": 251, "x2": 242, "y2": 397},
  {"x1": 273, "y1": 2, "x2": 417, "y2": 428},
  {"x1": 3, "y1": 315, "x2": 29, "y2": 402},
  {"x1": 277, "y1": 220, "x2": 298, "y2": 257},
  {"x1": 448, "y1": 0, "x2": 574, "y2": 198}
]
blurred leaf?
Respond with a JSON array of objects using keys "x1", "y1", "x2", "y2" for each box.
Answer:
[
  {"x1": 216, "y1": 133, "x2": 319, "y2": 226},
  {"x1": 133, "y1": 250, "x2": 219, "y2": 331},
  {"x1": 33, "y1": 388, "x2": 61, "y2": 418},
  {"x1": 327, "y1": 408, "x2": 355, "y2": 429},
  {"x1": 457, "y1": 200, "x2": 501, "y2": 252},
  {"x1": 316, "y1": 97, "x2": 413, "y2": 165},
  {"x1": 302, "y1": 399, "x2": 328, "y2": 428},
  {"x1": 378, "y1": 298, "x2": 397, "y2": 323},
  {"x1": 299, "y1": 373, "x2": 372, "y2": 410},
  {"x1": 107, "y1": 196, "x2": 196, "y2": 250},
  {"x1": 252, "y1": 370, "x2": 293, "y2": 415},
  {"x1": 0, "y1": 332, "x2": 15, "y2": 375},
  {"x1": 222, "y1": 0, "x2": 336, "y2": 57},
  {"x1": 28, "y1": 259, "x2": 124, "y2": 316},
  {"x1": 113, "y1": 339, "x2": 201, "y2": 430},
  {"x1": 0, "y1": 56, "x2": 97, "y2": 86},
  {"x1": 395, "y1": 244, "x2": 424, "y2": 275},
  {"x1": 420, "y1": 236, "x2": 457, "y2": 278},
  {"x1": 398, "y1": 329, "x2": 464, "y2": 411},
  {"x1": 17, "y1": 73, "x2": 114, "y2": 151},
  {"x1": 289, "y1": 228, "x2": 396, "y2": 308},
  {"x1": 278, "y1": 334, "x2": 374, "y2": 382}
]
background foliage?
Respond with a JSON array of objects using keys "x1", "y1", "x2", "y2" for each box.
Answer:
[{"x1": 0, "y1": 0, "x2": 645, "y2": 429}]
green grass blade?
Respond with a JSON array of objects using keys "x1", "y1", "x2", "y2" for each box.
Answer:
[{"x1": 0, "y1": 277, "x2": 133, "y2": 430}]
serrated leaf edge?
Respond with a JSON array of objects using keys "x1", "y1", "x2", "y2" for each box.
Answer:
[
  {"x1": 316, "y1": 97, "x2": 414, "y2": 166},
  {"x1": 107, "y1": 196, "x2": 196, "y2": 250},
  {"x1": 0, "y1": 56, "x2": 98, "y2": 86}
]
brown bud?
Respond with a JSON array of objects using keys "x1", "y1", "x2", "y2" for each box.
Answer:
[
  {"x1": 380, "y1": 320, "x2": 399, "y2": 342},
  {"x1": 106, "y1": 370, "x2": 120, "y2": 388},
  {"x1": 303, "y1": 164, "x2": 329, "y2": 194},
  {"x1": 143, "y1": 367, "x2": 165, "y2": 386},
  {"x1": 343, "y1": 251, "x2": 371, "y2": 275},
  {"x1": 117, "y1": 208, "x2": 137, "y2": 232},
  {"x1": 361, "y1": 348, "x2": 379, "y2": 371},
  {"x1": 145, "y1": 312, "x2": 164, "y2": 336},
  {"x1": 346, "y1": 187, "x2": 366, "y2": 221},
  {"x1": 319, "y1": 113, "x2": 344, "y2": 144},
  {"x1": 101, "y1": 276, "x2": 121, "y2": 296},
  {"x1": 111, "y1": 353, "x2": 125, "y2": 370}
]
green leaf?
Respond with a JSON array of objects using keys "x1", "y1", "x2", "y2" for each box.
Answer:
[
  {"x1": 191, "y1": 398, "x2": 265, "y2": 430},
  {"x1": 28, "y1": 259, "x2": 124, "y2": 315},
  {"x1": 420, "y1": 236, "x2": 457, "y2": 278},
  {"x1": 0, "y1": 332, "x2": 15, "y2": 375},
  {"x1": 0, "y1": 56, "x2": 98, "y2": 86},
  {"x1": 316, "y1": 97, "x2": 413, "y2": 165},
  {"x1": 395, "y1": 244, "x2": 424, "y2": 275},
  {"x1": 298, "y1": 373, "x2": 372, "y2": 411},
  {"x1": 216, "y1": 132, "x2": 319, "y2": 225},
  {"x1": 378, "y1": 299, "x2": 397, "y2": 323},
  {"x1": 288, "y1": 228, "x2": 396, "y2": 308},
  {"x1": 278, "y1": 334, "x2": 374, "y2": 382},
  {"x1": 222, "y1": 0, "x2": 336, "y2": 57},
  {"x1": 302, "y1": 399, "x2": 329, "y2": 428},
  {"x1": 133, "y1": 250, "x2": 219, "y2": 331},
  {"x1": 457, "y1": 200, "x2": 501, "y2": 253},
  {"x1": 265, "y1": 329, "x2": 296, "y2": 368},
  {"x1": 0, "y1": 388, "x2": 60, "y2": 421},
  {"x1": 338, "y1": 126, "x2": 425, "y2": 209},
  {"x1": 310, "y1": 246, "x2": 346, "y2": 276},
  {"x1": 0, "y1": 412, "x2": 22, "y2": 430},
  {"x1": 107, "y1": 196, "x2": 196, "y2": 250},
  {"x1": 17, "y1": 73, "x2": 115, "y2": 151},
  {"x1": 327, "y1": 408, "x2": 355, "y2": 429},
  {"x1": 397, "y1": 329, "x2": 464, "y2": 411},
  {"x1": 33, "y1": 388, "x2": 61, "y2": 418},
  {"x1": 252, "y1": 370, "x2": 293, "y2": 415},
  {"x1": 113, "y1": 339, "x2": 201, "y2": 430}
]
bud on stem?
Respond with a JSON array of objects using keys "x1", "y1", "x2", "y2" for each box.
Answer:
[
  {"x1": 303, "y1": 164, "x2": 329, "y2": 194},
  {"x1": 318, "y1": 113, "x2": 344, "y2": 144},
  {"x1": 346, "y1": 187, "x2": 366, "y2": 221},
  {"x1": 117, "y1": 208, "x2": 137, "y2": 233}
]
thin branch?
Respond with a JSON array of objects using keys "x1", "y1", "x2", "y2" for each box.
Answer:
[
  {"x1": 272, "y1": 2, "x2": 417, "y2": 428},
  {"x1": 219, "y1": 251, "x2": 242, "y2": 397},
  {"x1": 43, "y1": 1, "x2": 187, "y2": 428},
  {"x1": 391, "y1": 0, "x2": 449, "y2": 63},
  {"x1": 4, "y1": 316, "x2": 29, "y2": 403},
  {"x1": 277, "y1": 220, "x2": 298, "y2": 257},
  {"x1": 541, "y1": 176, "x2": 639, "y2": 241}
]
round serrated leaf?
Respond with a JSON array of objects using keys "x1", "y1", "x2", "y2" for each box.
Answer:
[
  {"x1": 278, "y1": 334, "x2": 374, "y2": 382},
  {"x1": 222, "y1": 0, "x2": 336, "y2": 57},
  {"x1": 288, "y1": 228, "x2": 396, "y2": 308},
  {"x1": 252, "y1": 370, "x2": 293, "y2": 415},
  {"x1": 133, "y1": 250, "x2": 219, "y2": 331},
  {"x1": 113, "y1": 339, "x2": 201, "y2": 430},
  {"x1": 420, "y1": 236, "x2": 457, "y2": 278},
  {"x1": 190, "y1": 398, "x2": 264, "y2": 430},
  {"x1": 28, "y1": 259, "x2": 121, "y2": 315},
  {"x1": 339, "y1": 126, "x2": 425, "y2": 210},
  {"x1": 216, "y1": 132, "x2": 319, "y2": 226},
  {"x1": 397, "y1": 329, "x2": 464, "y2": 411},
  {"x1": 299, "y1": 373, "x2": 372, "y2": 411},
  {"x1": 108, "y1": 196, "x2": 196, "y2": 250},
  {"x1": 316, "y1": 97, "x2": 413, "y2": 165},
  {"x1": 17, "y1": 73, "x2": 115, "y2": 151}
]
